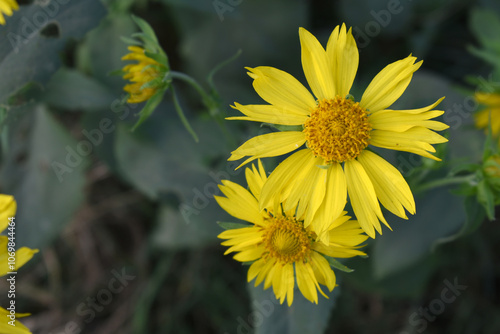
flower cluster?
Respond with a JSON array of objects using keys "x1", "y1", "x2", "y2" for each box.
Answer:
[
  {"x1": 0, "y1": 0, "x2": 18, "y2": 25},
  {"x1": 216, "y1": 24, "x2": 448, "y2": 305}
]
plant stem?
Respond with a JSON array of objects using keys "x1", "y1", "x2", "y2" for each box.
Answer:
[
  {"x1": 170, "y1": 71, "x2": 209, "y2": 101},
  {"x1": 415, "y1": 174, "x2": 476, "y2": 193}
]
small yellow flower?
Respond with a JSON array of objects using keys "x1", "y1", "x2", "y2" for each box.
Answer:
[
  {"x1": 0, "y1": 0, "x2": 18, "y2": 25},
  {"x1": 216, "y1": 160, "x2": 368, "y2": 306},
  {"x1": 122, "y1": 46, "x2": 166, "y2": 104},
  {"x1": 0, "y1": 194, "x2": 38, "y2": 334},
  {"x1": 227, "y1": 24, "x2": 448, "y2": 239},
  {"x1": 474, "y1": 92, "x2": 500, "y2": 136}
]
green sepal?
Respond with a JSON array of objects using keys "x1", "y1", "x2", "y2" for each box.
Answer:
[
  {"x1": 131, "y1": 89, "x2": 165, "y2": 132},
  {"x1": 108, "y1": 69, "x2": 126, "y2": 77},
  {"x1": 242, "y1": 261, "x2": 254, "y2": 266},
  {"x1": 268, "y1": 124, "x2": 303, "y2": 132},
  {"x1": 448, "y1": 162, "x2": 480, "y2": 176},
  {"x1": 477, "y1": 179, "x2": 496, "y2": 220},
  {"x1": 131, "y1": 14, "x2": 158, "y2": 43},
  {"x1": 324, "y1": 256, "x2": 354, "y2": 273},
  {"x1": 316, "y1": 164, "x2": 330, "y2": 170},
  {"x1": 140, "y1": 78, "x2": 165, "y2": 91},
  {"x1": 120, "y1": 36, "x2": 141, "y2": 46},
  {"x1": 144, "y1": 51, "x2": 168, "y2": 67},
  {"x1": 217, "y1": 221, "x2": 252, "y2": 230}
]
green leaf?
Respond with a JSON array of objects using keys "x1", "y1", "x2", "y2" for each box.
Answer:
[
  {"x1": 0, "y1": 105, "x2": 88, "y2": 248},
  {"x1": 247, "y1": 277, "x2": 339, "y2": 334},
  {"x1": 114, "y1": 104, "x2": 242, "y2": 249},
  {"x1": 469, "y1": 7, "x2": 500, "y2": 50},
  {"x1": 372, "y1": 187, "x2": 465, "y2": 279},
  {"x1": 0, "y1": 0, "x2": 107, "y2": 104},
  {"x1": 477, "y1": 179, "x2": 496, "y2": 220},
  {"x1": 131, "y1": 90, "x2": 166, "y2": 131},
  {"x1": 217, "y1": 221, "x2": 252, "y2": 230},
  {"x1": 324, "y1": 256, "x2": 354, "y2": 273},
  {"x1": 432, "y1": 196, "x2": 486, "y2": 248},
  {"x1": 120, "y1": 36, "x2": 141, "y2": 45},
  {"x1": 38, "y1": 67, "x2": 116, "y2": 112}
]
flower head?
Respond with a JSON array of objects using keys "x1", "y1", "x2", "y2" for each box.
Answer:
[
  {"x1": 122, "y1": 46, "x2": 168, "y2": 104},
  {"x1": 474, "y1": 92, "x2": 500, "y2": 137},
  {"x1": 216, "y1": 160, "x2": 368, "y2": 306},
  {"x1": 0, "y1": 0, "x2": 18, "y2": 25},
  {"x1": 0, "y1": 194, "x2": 38, "y2": 333},
  {"x1": 227, "y1": 24, "x2": 448, "y2": 239}
]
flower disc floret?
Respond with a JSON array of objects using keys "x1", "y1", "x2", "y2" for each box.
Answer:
[
  {"x1": 263, "y1": 216, "x2": 312, "y2": 264},
  {"x1": 304, "y1": 96, "x2": 371, "y2": 163}
]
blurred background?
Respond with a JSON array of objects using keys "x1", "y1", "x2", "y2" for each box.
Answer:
[{"x1": 0, "y1": 0, "x2": 499, "y2": 333}]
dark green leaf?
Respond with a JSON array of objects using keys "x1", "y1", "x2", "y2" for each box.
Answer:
[
  {"x1": 0, "y1": 105, "x2": 88, "y2": 248},
  {"x1": 0, "y1": 0, "x2": 107, "y2": 103}
]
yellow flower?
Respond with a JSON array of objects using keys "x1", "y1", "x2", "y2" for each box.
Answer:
[
  {"x1": 122, "y1": 46, "x2": 166, "y2": 104},
  {"x1": 227, "y1": 24, "x2": 448, "y2": 239},
  {"x1": 0, "y1": 194, "x2": 38, "y2": 334},
  {"x1": 0, "y1": 0, "x2": 18, "y2": 25},
  {"x1": 216, "y1": 160, "x2": 368, "y2": 306},
  {"x1": 474, "y1": 92, "x2": 500, "y2": 136}
]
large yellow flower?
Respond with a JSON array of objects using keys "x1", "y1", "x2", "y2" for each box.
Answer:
[
  {"x1": 216, "y1": 160, "x2": 368, "y2": 306},
  {"x1": 475, "y1": 92, "x2": 500, "y2": 136},
  {"x1": 0, "y1": 194, "x2": 38, "y2": 334},
  {"x1": 228, "y1": 24, "x2": 448, "y2": 239},
  {"x1": 0, "y1": 0, "x2": 18, "y2": 25},
  {"x1": 122, "y1": 46, "x2": 166, "y2": 103}
]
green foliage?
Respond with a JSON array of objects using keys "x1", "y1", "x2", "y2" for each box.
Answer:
[
  {"x1": 0, "y1": 105, "x2": 87, "y2": 249},
  {"x1": 248, "y1": 281, "x2": 338, "y2": 334},
  {"x1": 0, "y1": 0, "x2": 107, "y2": 104}
]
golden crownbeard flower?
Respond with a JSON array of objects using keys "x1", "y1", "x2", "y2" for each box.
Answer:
[
  {"x1": 0, "y1": 194, "x2": 38, "y2": 334},
  {"x1": 122, "y1": 46, "x2": 168, "y2": 104},
  {"x1": 474, "y1": 92, "x2": 500, "y2": 136},
  {"x1": 227, "y1": 24, "x2": 449, "y2": 239},
  {"x1": 215, "y1": 160, "x2": 368, "y2": 306},
  {"x1": 0, "y1": 0, "x2": 18, "y2": 25}
]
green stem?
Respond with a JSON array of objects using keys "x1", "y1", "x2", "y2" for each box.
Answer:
[
  {"x1": 132, "y1": 253, "x2": 175, "y2": 333},
  {"x1": 171, "y1": 87, "x2": 199, "y2": 142},
  {"x1": 170, "y1": 71, "x2": 210, "y2": 101},
  {"x1": 415, "y1": 174, "x2": 476, "y2": 193}
]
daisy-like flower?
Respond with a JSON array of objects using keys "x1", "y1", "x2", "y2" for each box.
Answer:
[
  {"x1": 216, "y1": 160, "x2": 368, "y2": 306},
  {"x1": 227, "y1": 24, "x2": 448, "y2": 239},
  {"x1": 122, "y1": 46, "x2": 168, "y2": 104},
  {"x1": 475, "y1": 92, "x2": 500, "y2": 137},
  {"x1": 0, "y1": 0, "x2": 18, "y2": 25},
  {"x1": 0, "y1": 194, "x2": 38, "y2": 334}
]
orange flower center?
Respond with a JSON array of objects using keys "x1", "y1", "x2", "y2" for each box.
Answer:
[
  {"x1": 263, "y1": 216, "x2": 312, "y2": 264},
  {"x1": 303, "y1": 96, "x2": 371, "y2": 163}
]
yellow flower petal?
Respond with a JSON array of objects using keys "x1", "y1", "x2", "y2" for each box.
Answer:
[
  {"x1": 344, "y1": 159, "x2": 388, "y2": 238},
  {"x1": 476, "y1": 92, "x2": 500, "y2": 106},
  {"x1": 228, "y1": 131, "x2": 306, "y2": 169},
  {"x1": 214, "y1": 180, "x2": 262, "y2": 224},
  {"x1": 233, "y1": 246, "x2": 265, "y2": 262},
  {"x1": 360, "y1": 55, "x2": 422, "y2": 112},
  {"x1": 0, "y1": 308, "x2": 31, "y2": 334},
  {"x1": 299, "y1": 27, "x2": 336, "y2": 100},
  {"x1": 260, "y1": 149, "x2": 314, "y2": 211},
  {"x1": 0, "y1": 194, "x2": 16, "y2": 233},
  {"x1": 227, "y1": 103, "x2": 308, "y2": 125},
  {"x1": 310, "y1": 252, "x2": 336, "y2": 291},
  {"x1": 370, "y1": 127, "x2": 448, "y2": 161},
  {"x1": 326, "y1": 24, "x2": 359, "y2": 98},
  {"x1": 310, "y1": 163, "x2": 347, "y2": 242},
  {"x1": 246, "y1": 66, "x2": 316, "y2": 115},
  {"x1": 295, "y1": 261, "x2": 319, "y2": 304},
  {"x1": 357, "y1": 150, "x2": 415, "y2": 219},
  {"x1": 369, "y1": 97, "x2": 448, "y2": 132}
]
